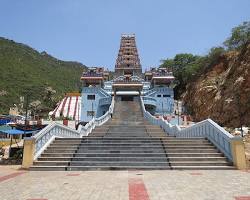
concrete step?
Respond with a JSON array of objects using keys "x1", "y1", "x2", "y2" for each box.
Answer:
[
  {"x1": 33, "y1": 160, "x2": 231, "y2": 167},
  {"x1": 44, "y1": 148, "x2": 218, "y2": 154},
  {"x1": 38, "y1": 157, "x2": 168, "y2": 162},
  {"x1": 34, "y1": 161, "x2": 169, "y2": 167},
  {"x1": 30, "y1": 165, "x2": 236, "y2": 171},
  {"x1": 38, "y1": 157, "x2": 227, "y2": 162},
  {"x1": 40, "y1": 152, "x2": 224, "y2": 158},
  {"x1": 55, "y1": 137, "x2": 207, "y2": 140},
  {"x1": 45, "y1": 147, "x2": 217, "y2": 154},
  {"x1": 52, "y1": 140, "x2": 211, "y2": 145},
  {"x1": 50, "y1": 142, "x2": 212, "y2": 147},
  {"x1": 30, "y1": 166, "x2": 172, "y2": 171},
  {"x1": 170, "y1": 161, "x2": 232, "y2": 166}
]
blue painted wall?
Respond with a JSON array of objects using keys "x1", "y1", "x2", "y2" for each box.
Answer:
[
  {"x1": 81, "y1": 87, "x2": 111, "y2": 122},
  {"x1": 146, "y1": 87, "x2": 174, "y2": 115}
]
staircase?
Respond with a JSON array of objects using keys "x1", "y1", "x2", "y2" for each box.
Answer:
[{"x1": 30, "y1": 97, "x2": 234, "y2": 170}]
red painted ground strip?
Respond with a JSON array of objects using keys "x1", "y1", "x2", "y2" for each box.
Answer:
[
  {"x1": 129, "y1": 178, "x2": 150, "y2": 200},
  {"x1": 0, "y1": 172, "x2": 26, "y2": 183},
  {"x1": 235, "y1": 197, "x2": 250, "y2": 200},
  {"x1": 241, "y1": 170, "x2": 250, "y2": 173},
  {"x1": 190, "y1": 172, "x2": 203, "y2": 175}
]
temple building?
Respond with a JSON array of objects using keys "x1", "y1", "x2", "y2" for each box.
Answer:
[
  {"x1": 50, "y1": 34, "x2": 175, "y2": 122},
  {"x1": 115, "y1": 34, "x2": 142, "y2": 77},
  {"x1": 79, "y1": 34, "x2": 175, "y2": 123}
]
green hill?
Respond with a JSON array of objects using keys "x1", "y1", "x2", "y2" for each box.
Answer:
[{"x1": 0, "y1": 37, "x2": 87, "y2": 116}]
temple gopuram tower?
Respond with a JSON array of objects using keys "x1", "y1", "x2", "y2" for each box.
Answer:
[{"x1": 115, "y1": 34, "x2": 142, "y2": 77}]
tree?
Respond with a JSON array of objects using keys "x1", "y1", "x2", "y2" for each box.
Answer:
[
  {"x1": 224, "y1": 21, "x2": 250, "y2": 50},
  {"x1": 160, "y1": 53, "x2": 202, "y2": 98}
]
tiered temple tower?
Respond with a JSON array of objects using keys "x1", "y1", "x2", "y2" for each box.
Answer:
[{"x1": 115, "y1": 34, "x2": 142, "y2": 77}]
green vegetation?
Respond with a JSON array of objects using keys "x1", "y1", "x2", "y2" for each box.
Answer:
[
  {"x1": 160, "y1": 21, "x2": 249, "y2": 98},
  {"x1": 224, "y1": 21, "x2": 250, "y2": 50},
  {"x1": 0, "y1": 37, "x2": 87, "y2": 116}
]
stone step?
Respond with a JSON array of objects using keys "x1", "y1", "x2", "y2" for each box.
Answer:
[
  {"x1": 55, "y1": 137, "x2": 197, "y2": 140},
  {"x1": 29, "y1": 165, "x2": 235, "y2": 171},
  {"x1": 171, "y1": 166, "x2": 236, "y2": 170},
  {"x1": 41, "y1": 152, "x2": 224, "y2": 158},
  {"x1": 170, "y1": 161, "x2": 232, "y2": 166},
  {"x1": 53, "y1": 140, "x2": 211, "y2": 144},
  {"x1": 44, "y1": 149, "x2": 219, "y2": 154},
  {"x1": 38, "y1": 157, "x2": 168, "y2": 162},
  {"x1": 45, "y1": 146, "x2": 216, "y2": 152},
  {"x1": 50, "y1": 142, "x2": 212, "y2": 147},
  {"x1": 33, "y1": 160, "x2": 231, "y2": 167},
  {"x1": 37, "y1": 157, "x2": 227, "y2": 162},
  {"x1": 47, "y1": 145, "x2": 215, "y2": 149},
  {"x1": 54, "y1": 137, "x2": 207, "y2": 141},
  {"x1": 34, "y1": 161, "x2": 170, "y2": 167}
]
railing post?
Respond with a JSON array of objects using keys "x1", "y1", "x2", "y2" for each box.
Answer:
[
  {"x1": 231, "y1": 137, "x2": 247, "y2": 169},
  {"x1": 22, "y1": 137, "x2": 35, "y2": 169}
]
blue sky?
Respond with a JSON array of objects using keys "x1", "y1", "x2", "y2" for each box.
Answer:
[{"x1": 0, "y1": 0, "x2": 249, "y2": 70}]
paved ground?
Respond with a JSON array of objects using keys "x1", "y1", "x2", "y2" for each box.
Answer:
[{"x1": 0, "y1": 166, "x2": 250, "y2": 200}]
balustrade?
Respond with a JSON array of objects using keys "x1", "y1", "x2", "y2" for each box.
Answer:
[{"x1": 140, "y1": 96, "x2": 235, "y2": 161}]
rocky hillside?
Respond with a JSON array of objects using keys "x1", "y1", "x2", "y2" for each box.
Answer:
[
  {"x1": 0, "y1": 37, "x2": 87, "y2": 115},
  {"x1": 183, "y1": 42, "x2": 250, "y2": 128}
]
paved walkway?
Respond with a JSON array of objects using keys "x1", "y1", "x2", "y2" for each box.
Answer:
[{"x1": 0, "y1": 166, "x2": 250, "y2": 200}]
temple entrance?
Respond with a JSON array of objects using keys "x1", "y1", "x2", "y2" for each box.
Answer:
[{"x1": 121, "y1": 96, "x2": 134, "y2": 101}]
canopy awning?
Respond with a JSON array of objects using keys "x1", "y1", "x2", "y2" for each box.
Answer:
[{"x1": 0, "y1": 129, "x2": 35, "y2": 135}]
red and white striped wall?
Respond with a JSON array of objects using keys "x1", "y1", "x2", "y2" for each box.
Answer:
[{"x1": 49, "y1": 94, "x2": 81, "y2": 120}]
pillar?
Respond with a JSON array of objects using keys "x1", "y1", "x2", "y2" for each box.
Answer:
[
  {"x1": 22, "y1": 137, "x2": 35, "y2": 169},
  {"x1": 231, "y1": 137, "x2": 247, "y2": 170}
]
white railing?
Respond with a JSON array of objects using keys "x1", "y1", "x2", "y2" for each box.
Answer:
[
  {"x1": 143, "y1": 88, "x2": 156, "y2": 96},
  {"x1": 99, "y1": 88, "x2": 110, "y2": 97},
  {"x1": 32, "y1": 122, "x2": 81, "y2": 159},
  {"x1": 142, "y1": 96, "x2": 157, "y2": 107},
  {"x1": 31, "y1": 97, "x2": 115, "y2": 160},
  {"x1": 99, "y1": 96, "x2": 112, "y2": 106},
  {"x1": 140, "y1": 96, "x2": 234, "y2": 161}
]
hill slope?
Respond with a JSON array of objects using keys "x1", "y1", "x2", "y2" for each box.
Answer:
[
  {"x1": 183, "y1": 42, "x2": 250, "y2": 128},
  {"x1": 0, "y1": 37, "x2": 87, "y2": 115}
]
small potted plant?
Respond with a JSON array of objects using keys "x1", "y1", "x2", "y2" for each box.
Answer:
[{"x1": 63, "y1": 117, "x2": 70, "y2": 126}]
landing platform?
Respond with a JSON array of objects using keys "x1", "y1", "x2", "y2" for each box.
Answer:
[{"x1": 0, "y1": 165, "x2": 250, "y2": 200}]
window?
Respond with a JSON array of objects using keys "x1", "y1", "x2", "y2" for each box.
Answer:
[
  {"x1": 163, "y1": 95, "x2": 171, "y2": 97},
  {"x1": 87, "y1": 95, "x2": 95, "y2": 100},
  {"x1": 157, "y1": 94, "x2": 161, "y2": 97},
  {"x1": 87, "y1": 111, "x2": 95, "y2": 116}
]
